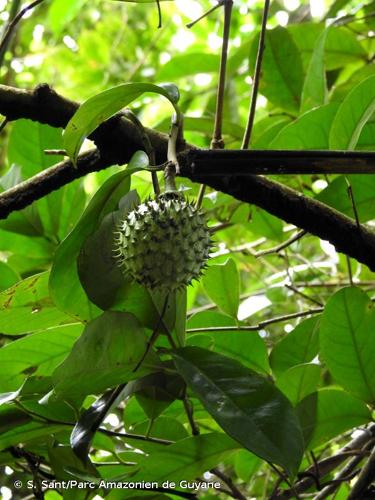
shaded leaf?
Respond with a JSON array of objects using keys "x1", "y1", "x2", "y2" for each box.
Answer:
[
  {"x1": 71, "y1": 385, "x2": 128, "y2": 462},
  {"x1": 250, "y1": 27, "x2": 304, "y2": 113},
  {"x1": 296, "y1": 389, "x2": 371, "y2": 449},
  {"x1": 53, "y1": 311, "x2": 161, "y2": 399},
  {"x1": 50, "y1": 162, "x2": 140, "y2": 321},
  {"x1": 270, "y1": 317, "x2": 320, "y2": 377},
  {"x1": 173, "y1": 346, "x2": 304, "y2": 476},
  {"x1": 276, "y1": 363, "x2": 321, "y2": 406},
  {"x1": 123, "y1": 432, "x2": 239, "y2": 483}
]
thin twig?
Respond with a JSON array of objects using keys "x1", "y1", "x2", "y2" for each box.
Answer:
[
  {"x1": 0, "y1": 0, "x2": 21, "y2": 68},
  {"x1": 346, "y1": 177, "x2": 361, "y2": 230},
  {"x1": 44, "y1": 149, "x2": 67, "y2": 156},
  {"x1": 155, "y1": 0, "x2": 162, "y2": 28},
  {"x1": 186, "y1": 0, "x2": 224, "y2": 29},
  {"x1": 241, "y1": 0, "x2": 271, "y2": 149},
  {"x1": 211, "y1": 0, "x2": 233, "y2": 149},
  {"x1": 0, "y1": 0, "x2": 46, "y2": 61},
  {"x1": 0, "y1": 117, "x2": 8, "y2": 133},
  {"x1": 211, "y1": 467, "x2": 247, "y2": 500},
  {"x1": 285, "y1": 284, "x2": 324, "y2": 307},
  {"x1": 133, "y1": 294, "x2": 169, "y2": 372},
  {"x1": 274, "y1": 425, "x2": 375, "y2": 499},
  {"x1": 183, "y1": 394, "x2": 200, "y2": 436},
  {"x1": 187, "y1": 307, "x2": 323, "y2": 333},
  {"x1": 254, "y1": 230, "x2": 306, "y2": 257},
  {"x1": 197, "y1": 0, "x2": 233, "y2": 209}
]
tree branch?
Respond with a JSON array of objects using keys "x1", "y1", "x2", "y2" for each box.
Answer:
[{"x1": 1, "y1": 84, "x2": 375, "y2": 271}]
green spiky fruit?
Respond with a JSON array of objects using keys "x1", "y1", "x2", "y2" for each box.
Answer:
[{"x1": 114, "y1": 194, "x2": 211, "y2": 291}]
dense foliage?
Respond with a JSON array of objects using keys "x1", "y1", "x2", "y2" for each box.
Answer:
[{"x1": 0, "y1": 0, "x2": 375, "y2": 499}]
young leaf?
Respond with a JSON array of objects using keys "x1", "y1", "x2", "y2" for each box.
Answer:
[
  {"x1": 202, "y1": 258, "x2": 239, "y2": 319},
  {"x1": 320, "y1": 287, "x2": 375, "y2": 403},
  {"x1": 63, "y1": 83, "x2": 179, "y2": 163},
  {"x1": 329, "y1": 75, "x2": 375, "y2": 150},
  {"x1": 173, "y1": 346, "x2": 304, "y2": 476}
]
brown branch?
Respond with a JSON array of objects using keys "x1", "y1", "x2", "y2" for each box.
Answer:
[
  {"x1": 1, "y1": 84, "x2": 375, "y2": 271},
  {"x1": 186, "y1": 307, "x2": 323, "y2": 333},
  {"x1": 273, "y1": 425, "x2": 375, "y2": 499},
  {"x1": 211, "y1": 467, "x2": 247, "y2": 500},
  {"x1": 314, "y1": 441, "x2": 373, "y2": 499},
  {"x1": 242, "y1": 0, "x2": 271, "y2": 149},
  {"x1": 348, "y1": 443, "x2": 375, "y2": 499}
]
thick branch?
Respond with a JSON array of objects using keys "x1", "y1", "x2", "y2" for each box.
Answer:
[{"x1": 1, "y1": 84, "x2": 375, "y2": 271}]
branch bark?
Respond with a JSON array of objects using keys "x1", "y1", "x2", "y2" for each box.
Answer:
[{"x1": 1, "y1": 83, "x2": 375, "y2": 271}]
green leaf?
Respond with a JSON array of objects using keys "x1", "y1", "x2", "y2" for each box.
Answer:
[
  {"x1": 326, "y1": 0, "x2": 352, "y2": 18},
  {"x1": 63, "y1": 83, "x2": 179, "y2": 163},
  {"x1": 270, "y1": 317, "x2": 320, "y2": 377},
  {"x1": 6, "y1": 119, "x2": 82, "y2": 239},
  {"x1": 250, "y1": 27, "x2": 304, "y2": 113},
  {"x1": 8, "y1": 119, "x2": 64, "y2": 179},
  {"x1": 288, "y1": 24, "x2": 366, "y2": 70},
  {"x1": 0, "y1": 421, "x2": 66, "y2": 451},
  {"x1": 276, "y1": 364, "x2": 321, "y2": 406},
  {"x1": 202, "y1": 258, "x2": 239, "y2": 319},
  {"x1": 0, "y1": 272, "x2": 74, "y2": 335},
  {"x1": 131, "y1": 372, "x2": 185, "y2": 420},
  {"x1": 53, "y1": 311, "x2": 161, "y2": 399},
  {"x1": 173, "y1": 346, "x2": 304, "y2": 476},
  {"x1": 301, "y1": 28, "x2": 328, "y2": 113},
  {"x1": 214, "y1": 331, "x2": 270, "y2": 374},
  {"x1": 234, "y1": 450, "x2": 261, "y2": 482},
  {"x1": 49, "y1": 164, "x2": 138, "y2": 321},
  {"x1": 124, "y1": 432, "x2": 239, "y2": 483},
  {"x1": 270, "y1": 103, "x2": 339, "y2": 150},
  {"x1": 320, "y1": 287, "x2": 375, "y2": 403},
  {"x1": 329, "y1": 75, "x2": 375, "y2": 150},
  {"x1": 48, "y1": 444, "x2": 97, "y2": 500},
  {"x1": 158, "y1": 53, "x2": 220, "y2": 80},
  {"x1": 0, "y1": 324, "x2": 82, "y2": 390},
  {"x1": 0, "y1": 262, "x2": 19, "y2": 292},
  {"x1": 317, "y1": 174, "x2": 375, "y2": 223},
  {"x1": 0, "y1": 229, "x2": 53, "y2": 276},
  {"x1": 48, "y1": 0, "x2": 88, "y2": 34},
  {"x1": 131, "y1": 416, "x2": 189, "y2": 443},
  {"x1": 296, "y1": 389, "x2": 371, "y2": 450},
  {"x1": 251, "y1": 207, "x2": 283, "y2": 241},
  {"x1": 77, "y1": 190, "x2": 141, "y2": 310}
]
